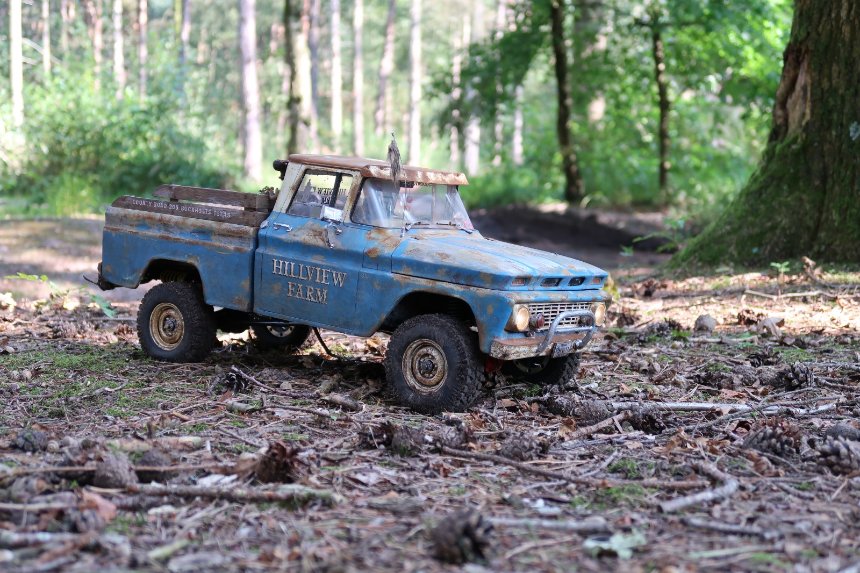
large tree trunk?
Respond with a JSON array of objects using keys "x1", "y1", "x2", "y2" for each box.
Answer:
[
  {"x1": 10, "y1": 0, "x2": 24, "y2": 128},
  {"x1": 61, "y1": 0, "x2": 70, "y2": 54},
  {"x1": 407, "y1": 0, "x2": 421, "y2": 164},
  {"x1": 113, "y1": 0, "x2": 126, "y2": 99},
  {"x1": 449, "y1": 18, "x2": 466, "y2": 168},
  {"x1": 463, "y1": 1, "x2": 483, "y2": 176},
  {"x1": 651, "y1": 22, "x2": 670, "y2": 201},
  {"x1": 291, "y1": 0, "x2": 315, "y2": 152},
  {"x1": 138, "y1": 0, "x2": 147, "y2": 97},
  {"x1": 374, "y1": 0, "x2": 396, "y2": 136},
  {"x1": 678, "y1": 0, "x2": 860, "y2": 265},
  {"x1": 42, "y1": 0, "x2": 52, "y2": 78},
  {"x1": 239, "y1": 0, "x2": 262, "y2": 180},
  {"x1": 282, "y1": 0, "x2": 297, "y2": 154},
  {"x1": 330, "y1": 0, "x2": 342, "y2": 148},
  {"x1": 549, "y1": 0, "x2": 584, "y2": 203},
  {"x1": 352, "y1": 0, "x2": 364, "y2": 155},
  {"x1": 491, "y1": 0, "x2": 507, "y2": 167}
]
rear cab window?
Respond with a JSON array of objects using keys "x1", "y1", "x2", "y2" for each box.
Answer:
[{"x1": 287, "y1": 170, "x2": 354, "y2": 218}]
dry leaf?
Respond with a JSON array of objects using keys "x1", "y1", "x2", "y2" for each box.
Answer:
[{"x1": 78, "y1": 490, "x2": 117, "y2": 522}]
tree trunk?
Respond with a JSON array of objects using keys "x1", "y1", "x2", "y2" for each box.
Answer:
[
  {"x1": 463, "y1": 1, "x2": 482, "y2": 176},
  {"x1": 512, "y1": 85, "x2": 524, "y2": 165},
  {"x1": 291, "y1": 0, "x2": 315, "y2": 152},
  {"x1": 60, "y1": 0, "x2": 70, "y2": 54},
  {"x1": 239, "y1": 0, "x2": 262, "y2": 180},
  {"x1": 113, "y1": 0, "x2": 126, "y2": 99},
  {"x1": 282, "y1": 1, "x2": 297, "y2": 154},
  {"x1": 138, "y1": 0, "x2": 147, "y2": 97},
  {"x1": 308, "y1": 0, "x2": 320, "y2": 145},
  {"x1": 10, "y1": 0, "x2": 24, "y2": 128},
  {"x1": 42, "y1": 0, "x2": 52, "y2": 78},
  {"x1": 491, "y1": 0, "x2": 507, "y2": 167},
  {"x1": 178, "y1": 0, "x2": 191, "y2": 97},
  {"x1": 549, "y1": 0, "x2": 584, "y2": 203},
  {"x1": 330, "y1": 0, "x2": 343, "y2": 148},
  {"x1": 85, "y1": 0, "x2": 105, "y2": 92},
  {"x1": 449, "y1": 18, "x2": 465, "y2": 168},
  {"x1": 651, "y1": 23, "x2": 670, "y2": 201},
  {"x1": 677, "y1": 0, "x2": 860, "y2": 265},
  {"x1": 352, "y1": 0, "x2": 364, "y2": 155},
  {"x1": 407, "y1": 0, "x2": 421, "y2": 164},
  {"x1": 374, "y1": 0, "x2": 396, "y2": 136}
]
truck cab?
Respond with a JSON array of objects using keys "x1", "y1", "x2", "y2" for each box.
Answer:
[{"x1": 99, "y1": 154, "x2": 610, "y2": 413}]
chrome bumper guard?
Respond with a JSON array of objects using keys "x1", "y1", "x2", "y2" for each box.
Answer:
[{"x1": 489, "y1": 310, "x2": 598, "y2": 361}]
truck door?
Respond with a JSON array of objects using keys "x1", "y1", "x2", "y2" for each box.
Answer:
[{"x1": 254, "y1": 169, "x2": 367, "y2": 331}]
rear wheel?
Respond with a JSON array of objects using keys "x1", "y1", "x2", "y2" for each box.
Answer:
[
  {"x1": 504, "y1": 353, "x2": 581, "y2": 386},
  {"x1": 251, "y1": 323, "x2": 311, "y2": 351},
  {"x1": 385, "y1": 314, "x2": 484, "y2": 414},
  {"x1": 137, "y1": 282, "x2": 215, "y2": 362}
]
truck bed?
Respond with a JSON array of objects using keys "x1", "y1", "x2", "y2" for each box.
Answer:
[{"x1": 100, "y1": 185, "x2": 275, "y2": 311}]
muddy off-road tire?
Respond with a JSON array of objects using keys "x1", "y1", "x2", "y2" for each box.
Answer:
[
  {"x1": 137, "y1": 282, "x2": 215, "y2": 362},
  {"x1": 503, "y1": 353, "x2": 581, "y2": 386},
  {"x1": 385, "y1": 314, "x2": 485, "y2": 414},
  {"x1": 251, "y1": 323, "x2": 312, "y2": 351}
]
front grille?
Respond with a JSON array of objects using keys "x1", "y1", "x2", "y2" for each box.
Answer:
[{"x1": 528, "y1": 302, "x2": 591, "y2": 331}]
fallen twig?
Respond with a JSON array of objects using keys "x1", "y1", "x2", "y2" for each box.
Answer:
[
  {"x1": 659, "y1": 461, "x2": 739, "y2": 513},
  {"x1": 5, "y1": 463, "x2": 231, "y2": 478},
  {"x1": 683, "y1": 516, "x2": 777, "y2": 540},
  {"x1": 611, "y1": 401, "x2": 838, "y2": 416},
  {"x1": 122, "y1": 483, "x2": 341, "y2": 506},
  {"x1": 564, "y1": 412, "x2": 630, "y2": 441},
  {"x1": 489, "y1": 516, "x2": 611, "y2": 534},
  {"x1": 440, "y1": 446, "x2": 703, "y2": 490}
]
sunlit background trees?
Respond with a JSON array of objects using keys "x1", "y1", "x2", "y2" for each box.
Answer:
[{"x1": 1, "y1": 0, "x2": 790, "y2": 221}]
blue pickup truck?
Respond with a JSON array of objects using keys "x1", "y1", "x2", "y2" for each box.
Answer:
[{"x1": 97, "y1": 154, "x2": 610, "y2": 413}]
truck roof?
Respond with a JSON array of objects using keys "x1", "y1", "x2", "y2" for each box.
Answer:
[{"x1": 287, "y1": 154, "x2": 469, "y2": 186}]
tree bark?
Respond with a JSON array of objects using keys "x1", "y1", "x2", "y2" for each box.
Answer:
[
  {"x1": 651, "y1": 22, "x2": 670, "y2": 200},
  {"x1": 42, "y1": 0, "x2": 52, "y2": 78},
  {"x1": 491, "y1": 0, "x2": 507, "y2": 166},
  {"x1": 239, "y1": 0, "x2": 262, "y2": 180},
  {"x1": 549, "y1": 0, "x2": 584, "y2": 203},
  {"x1": 330, "y1": 0, "x2": 343, "y2": 148},
  {"x1": 352, "y1": 0, "x2": 364, "y2": 155},
  {"x1": 295, "y1": 0, "x2": 316, "y2": 151},
  {"x1": 282, "y1": 0, "x2": 298, "y2": 154},
  {"x1": 512, "y1": 85, "x2": 524, "y2": 165},
  {"x1": 113, "y1": 0, "x2": 126, "y2": 99},
  {"x1": 407, "y1": 0, "x2": 421, "y2": 164},
  {"x1": 677, "y1": 0, "x2": 860, "y2": 265},
  {"x1": 449, "y1": 18, "x2": 465, "y2": 168},
  {"x1": 60, "y1": 0, "x2": 70, "y2": 54},
  {"x1": 463, "y1": 1, "x2": 483, "y2": 176},
  {"x1": 138, "y1": 0, "x2": 147, "y2": 98},
  {"x1": 10, "y1": 0, "x2": 24, "y2": 128},
  {"x1": 374, "y1": 0, "x2": 396, "y2": 136}
]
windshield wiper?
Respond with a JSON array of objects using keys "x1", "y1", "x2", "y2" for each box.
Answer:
[
  {"x1": 404, "y1": 220, "x2": 432, "y2": 232},
  {"x1": 434, "y1": 220, "x2": 473, "y2": 234}
]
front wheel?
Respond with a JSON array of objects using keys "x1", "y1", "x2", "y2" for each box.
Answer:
[
  {"x1": 385, "y1": 314, "x2": 485, "y2": 414},
  {"x1": 251, "y1": 323, "x2": 311, "y2": 351},
  {"x1": 503, "y1": 353, "x2": 581, "y2": 386},
  {"x1": 137, "y1": 282, "x2": 215, "y2": 362}
]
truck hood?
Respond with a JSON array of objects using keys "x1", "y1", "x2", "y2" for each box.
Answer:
[{"x1": 390, "y1": 232, "x2": 607, "y2": 290}]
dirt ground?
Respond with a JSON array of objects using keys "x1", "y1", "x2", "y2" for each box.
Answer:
[{"x1": 1, "y1": 217, "x2": 859, "y2": 572}]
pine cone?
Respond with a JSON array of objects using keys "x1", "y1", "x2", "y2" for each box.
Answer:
[
  {"x1": 576, "y1": 399, "x2": 612, "y2": 425},
  {"x1": 498, "y1": 433, "x2": 541, "y2": 461},
  {"x1": 748, "y1": 347, "x2": 781, "y2": 367},
  {"x1": 637, "y1": 319, "x2": 684, "y2": 343},
  {"x1": 389, "y1": 424, "x2": 427, "y2": 456},
  {"x1": 13, "y1": 429, "x2": 49, "y2": 452},
  {"x1": 50, "y1": 322, "x2": 78, "y2": 339},
  {"x1": 824, "y1": 424, "x2": 860, "y2": 442},
  {"x1": 357, "y1": 421, "x2": 395, "y2": 449},
  {"x1": 136, "y1": 448, "x2": 176, "y2": 483},
  {"x1": 433, "y1": 423, "x2": 473, "y2": 449},
  {"x1": 816, "y1": 436, "x2": 860, "y2": 475},
  {"x1": 777, "y1": 362, "x2": 815, "y2": 390},
  {"x1": 744, "y1": 418, "x2": 802, "y2": 457},
  {"x1": 431, "y1": 510, "x2": 493, "y2": 564},
  {"x1": 255, "y1": 441, "x2": 306, "y2": 483},
  {"x1": 629, "y1": 407, "x2": 669, "y2": 434},
  {"x1": 543, "y1": 395, "x2": 577, "y2": 417}
]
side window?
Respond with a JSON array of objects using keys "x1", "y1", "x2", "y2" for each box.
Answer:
[{"x1": 287, "y1": 170, "x2": 353, "y2": 218}]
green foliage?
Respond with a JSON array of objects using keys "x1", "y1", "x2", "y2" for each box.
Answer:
[{"x1": 1, "y1": 72, "x2": 227, "y2": 217}]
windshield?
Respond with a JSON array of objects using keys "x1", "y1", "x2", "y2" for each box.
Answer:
[{"x1": 351, "y1": 178, "x2": 474, "y2": 230}]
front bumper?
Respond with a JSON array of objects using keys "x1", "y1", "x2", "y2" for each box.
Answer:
[{"x1": 488, "y1": 309, "x2": 597, "y2": 361}]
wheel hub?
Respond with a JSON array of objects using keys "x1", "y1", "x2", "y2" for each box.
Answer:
[
  {"x1": 149, "y1": 302, "x2": 185, "y2": 351},
  {"x1": 402, "y1": 339, "x2": 448, "y2": 393}
]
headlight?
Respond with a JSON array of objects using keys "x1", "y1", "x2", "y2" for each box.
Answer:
[
  {"x1": 591, "y1": 302, "x2": 606, "y2": 326},
  {"x1": 506, "y1": 304, "x2": 530, "y2": 332}
]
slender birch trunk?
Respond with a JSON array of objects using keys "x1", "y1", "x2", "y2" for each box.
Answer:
[
  {"x1": 449, "y1": 19, "x2": 464, "y2": 168},
  {"x1": 308, "y1": 0, "x2": 320, "y2": 146},
  {"x1": 463, "y1": 1, "x2": 483, "y2": 176},
  {"x1": 352, "y1": 0, "x2": 364, "y2": 155},
  {"x1": 407, "y1": 0, "x2": 422, "y2": 164},
  {"x1": 10, "y1": 0, "x2": 24, "y2": 128},
  {"x1": 113, "y1": 0, "x2": 126, "y2": 99},
  {"x1": 42, "y1": 0, "x2": 52, "y2": 77},
  {"x1": 138, "y1": 0, "x2": 148, "y2": 97},
  {"x1": 374, "y1": 0, "x2": 396, "y2": 136},
  {"x1": 239, "y1": 0, "x2": 262, "y2": 180},
  {"x1": 330, "y1": 0, "x2": 343, "y2": 148},
  {"x1": 512, "y1": 85, "x2": 524, "y2": 165}
]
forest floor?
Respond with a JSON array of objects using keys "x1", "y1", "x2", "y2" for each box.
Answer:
[{"x1": 0, "y1": 217, "x2": 859, "y2": 572}]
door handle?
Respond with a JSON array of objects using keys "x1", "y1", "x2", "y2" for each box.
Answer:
[
  {"x1": 325, "y1": 222, "x2": 342, "y2": 248},
  {"x1": 273, "y1": 223, "x2": 292, "y2": 232}
]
